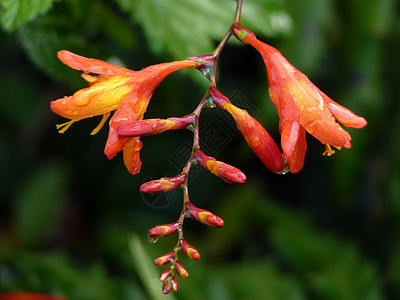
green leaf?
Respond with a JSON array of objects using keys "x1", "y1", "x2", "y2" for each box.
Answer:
[
  {"x1": 0, "y1": 0, "x2": 58, "y2": 32},
  {"x1": 13, "y1": 161, "x2": 69, "y2": 247},
  {"x1": 115, "y1": 0, "x2": 292, "y2": 59},
  {"x1": 128, "y1": 234, "x2": 176, "y2": 300}
]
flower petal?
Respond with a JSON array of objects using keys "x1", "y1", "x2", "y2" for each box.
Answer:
[
  {"x1": 280, "y1": 120, "x2": 307, "y2": 173},
  {"x1": 50, "y1": 75, "x2": 132, "y2": 121},
  {"x1": 123, "y1": 137, "x2": 143, "y2": 174},
  {"x1": 57, "y1": 50, "x2": 135, "y2": 76},
  {"x1": 319, "y1": 91, "x2": 367, "y2": 128}
]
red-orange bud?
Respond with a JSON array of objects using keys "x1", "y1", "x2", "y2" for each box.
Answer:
[
  {"x1": 159, "y1": 268, "x2": 172, "y2": 282},
  {"x1": 162, "y1": 281, "x2": 172, "y2": 294},
  {"x1": 117, "y1": 114, "x2": 196, "y2": 137},
  {"x1": 180, "y1": 239, "x2": 200, "y2": 260},
  {"x1": 209, "y1": 87, "x2": 285, "y2": 173},
  {"x1": 174, "y1": 261, "x2": 189, "y2": 278},
  {"x1": 170, "y1": 276, "x2": 179, "y2": 292},
  {"x1": 140, "y1": 174, "x2": 185, "y2": 194},
  {"x1": 194, "y1": 149, "x2": 246, "y2": 183},
  {"x1": 154, "y1": 251, "x2": 175, "y2": 266},
  {"x1": 148, "y1": 222, "x2": 180, "y2": 238},
  {"x1": 185, "y1": 202, "x2": 224, "y2": 228}
]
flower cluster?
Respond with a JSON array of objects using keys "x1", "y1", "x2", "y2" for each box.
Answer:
[{"x1": 50, "y1": 0, "x2": 366, "y2": 294}]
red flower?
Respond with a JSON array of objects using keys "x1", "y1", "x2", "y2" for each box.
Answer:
[
  {"x1": 51, "y1": 50, "x2": 197, "y2": 174},
  {"x1": 233, "y1": 25, "x2": 367, "y2": 173},
  {"x1": 209, "y1": 87, "x2": 285, "y2": 173}
]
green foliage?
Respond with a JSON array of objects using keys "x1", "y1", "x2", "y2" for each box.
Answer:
[
  {"x1": 115, "y1": 0, "x2": 291, "y2": 59},
  {"x1": 0, "y1": 0, "x2": 58, "y2": 32}
]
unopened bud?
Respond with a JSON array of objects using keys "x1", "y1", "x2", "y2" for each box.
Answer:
[
  {"x1": 149, "y1": 222, "x2": 180, "y2": 238},
  {"x1": 185, "y1": 202, "x2": 224, "y2": 228},
  {"x1": 162, "y1": 281, "x2": 172, "y2": 294},
  {"x1": 159, "y1": 268, "x2": 172, "y2": 282},
  {"x1": 154, "y1": 251, "x2": 175, "y2": 266},
  {"x1": 194, "y1": 149, "x2": 246, "y2": 183},
  {"x1": 140, "y1": 174, "x2": 185, "y2": 194},
  {"x1": 180, "y1": 239, "x2": 200, "y2": 260},
  {"x1": 117, "y1": 114, "x2": 196, "y2": 137},
  {"x1": 209, "y1": 87, "x2": 285, "y2": 173},
  {"x1": 174, "y1": 261, "x2": 189, "y2": 278},
  {"x1": 170, "y1": 276, "x2": 179, "y2": 291}
]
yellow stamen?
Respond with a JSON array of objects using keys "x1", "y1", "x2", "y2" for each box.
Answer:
[
  {"x1": 56, "y1": 120, "x2": 76, "y2": 134},
  {"x1": 322, "y1": 144, "x2": 335, "y2": 156},
  {"x1": 90, "y1": 112, "x2": 111, "y2": 135}
]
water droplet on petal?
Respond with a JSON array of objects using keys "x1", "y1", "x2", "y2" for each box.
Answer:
[{"x1": 147, "y1": 233, "x2": 158, "y2": 244}]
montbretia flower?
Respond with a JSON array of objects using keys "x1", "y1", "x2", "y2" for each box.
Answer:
[
  {"x1": 232, "y1": 24, "x2": 367, "y2": 173},
  {"x1": 194, "y1": 149, "x2": 247, "y2": 183},
  {"x1": 50, "y1": 50, "x2": 197, "y2": 174},
  {"x1": 209, "y1": 87, "x2": 286, "y2": 173}
]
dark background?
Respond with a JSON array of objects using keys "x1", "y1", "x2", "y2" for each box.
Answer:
[{"x1": 1, "y1": 0, "x2": 399, "y2": 299}]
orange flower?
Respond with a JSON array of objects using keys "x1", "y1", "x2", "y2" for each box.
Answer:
[
  {"x1": 51, "y1": 50, "x2": 197, "y2": 174},
  {"x1": 232, "y1": 25, "x2": 367, "y2": 173}
]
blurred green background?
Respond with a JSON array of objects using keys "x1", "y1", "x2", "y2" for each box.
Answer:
[{"x1": 0, "y1": 0, "x2": 399, "y2": 299}]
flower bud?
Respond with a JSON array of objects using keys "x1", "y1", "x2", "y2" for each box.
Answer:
[
  {"x1": 162, "y1": 281, "x2": 172, "y2": 294},
  {"x1": 154, "y1": 251, "x2": 175, "y2": 266},
  {"x1": 209, "y1": 87, "x2": 285, "y2": 173},
  {"x1": 180, "y1": 239, "x2": 200, "y2": 260},
  {"x1": 148, "y1": 222, "x2": 180, "y2": 238},
  {"x1": 140, "y1": 174, "x2": 185, "y2": 194},
  {"x1": 194, "y1": 149, "x2": 246, "y2": 183},
  {"x1": 174, "y1": 261, "x2": 189, "y2": 278},
  {"x1": 159, "y1": 268, "x2": 172, "y2": 282},
  {"x1": 117, "y1": 114, "x2": 196, "y2": 137},
  {"x1": 185, "y1": 202, "x2": 224, "y2": 228},
  {"x1": 170, "y1": 276, "x2": 179, "y2": 291}
]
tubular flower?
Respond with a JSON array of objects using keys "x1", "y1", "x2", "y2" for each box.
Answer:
[
  {"x1": 209, "y1": 87, "x2": 286, "y2": 173},
  {"x1": 194, "y1": 149, "x2": 246, "y2": 183},
  {"x1": 140, "y1": 174, "x2": 186, "y2": 194},
  {"x1": 117, "y1": 114, "x2": 196, "y2": 137},
  {"x1": 50, "y1": 50, "x2": 197, "y2": 174},
  {"x1": 185, "y1": 202, "x2": 224, "y2": 228},
  {"x1": 232, "y1": 25, "x2": 367, "y2": 173}
]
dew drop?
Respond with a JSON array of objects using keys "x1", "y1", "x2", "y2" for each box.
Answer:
[{"x1": 147, "y1": 233, "x2": 158, "y2": 244}]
